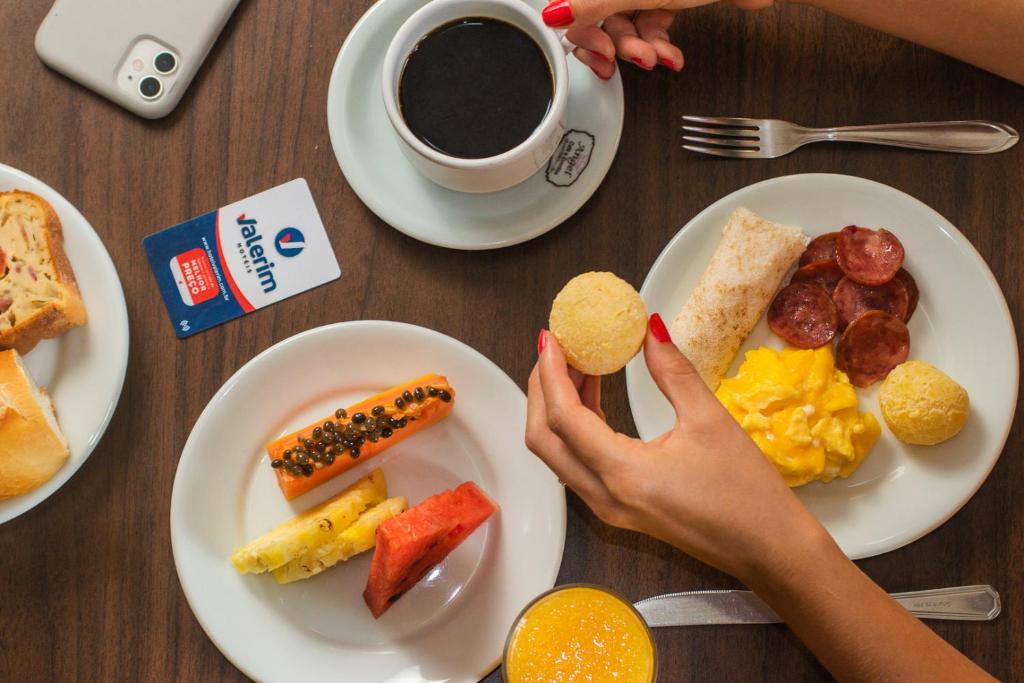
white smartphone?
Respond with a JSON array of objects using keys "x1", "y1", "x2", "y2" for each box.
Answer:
[{"x1": 35, "y1": 0, "x2": 241, "y2": 119}]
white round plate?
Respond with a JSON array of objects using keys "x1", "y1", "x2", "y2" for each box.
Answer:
[
  {"x1": 0, "y1": 163, "x2": 129, "y2": 525},
  {"x1": 626, "y1": 174, "x2": 1018, "y2": 560},
  {"x1": 326, "y1": 0, "x2": 624, "y2": 250},
  {"x1": 171, "y1": 321, "x2": 566, "y2": 682}
]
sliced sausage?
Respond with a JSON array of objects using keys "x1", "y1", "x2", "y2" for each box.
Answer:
[
  {"x1": 791, "y1": 261, "x2": 845, "y2": 296},
  {"x1": 836, "y1": 226, "x2": 905, "y2": 285},
  {"x1": 836, "y1": 311, "x2": 910, "y2": 387},
  {"x1": 767, "y1": 282, "x2": 839, "y2": 349},
  {"x1": 894, "y1": 268, "x2": 919, "y2": 321},
  {"x1": 799, "y1": 232, "x2": 839, "y2": 267},
  {"x1": 832, "y1": 276, "x2": 909, "y2": 329}
]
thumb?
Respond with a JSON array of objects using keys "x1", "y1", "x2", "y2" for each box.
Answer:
[
  {"x1": 643, "y1": 312, "x2": 719, "y2": 423},
  {"x1": 542, "y1": 0, "x2": 716, "y2": 28}
]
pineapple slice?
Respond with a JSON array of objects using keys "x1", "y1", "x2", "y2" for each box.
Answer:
[
  {"x1": 272, "y1": 496, "x2": 408, "y2": 584},
  {"x1": 230, "y1": 469, "x2": 387, "y2": 574}
]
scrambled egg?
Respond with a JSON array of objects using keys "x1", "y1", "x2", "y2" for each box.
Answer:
[{"x1": 715, "y1": 346, "x2": 881, "y2": 487}]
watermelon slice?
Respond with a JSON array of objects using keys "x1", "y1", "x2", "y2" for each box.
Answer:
[{"x1": 363, "y1": 481, "x2": 498, "y2": 618}]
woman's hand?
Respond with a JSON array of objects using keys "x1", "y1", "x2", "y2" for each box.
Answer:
[
  {"x1": 541, "y1": 0, "x2": 776, "y2": 79},
  {"x1": 526, "y1": 313, "x2": 830, "y2": 582}
]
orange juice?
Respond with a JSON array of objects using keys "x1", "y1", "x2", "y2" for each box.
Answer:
[{"x1": 503, "y1": 585, "x2": 656, "y2": 683}]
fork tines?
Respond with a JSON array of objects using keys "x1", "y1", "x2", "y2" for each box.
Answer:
[{"x1": 681, "y1": 116, "x2": 762, "y2": 158}]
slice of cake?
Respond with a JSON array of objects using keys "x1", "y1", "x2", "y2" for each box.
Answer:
[
  {"x1": 0, "y1": 349, "x2": 69, "y2": 499},
  {"x1": 0, "y1": 190, "x2": 87, "y2": 354}
]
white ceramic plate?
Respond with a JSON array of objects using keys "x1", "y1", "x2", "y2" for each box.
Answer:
[
  {"x1": 326, "y1": 0, "x2": 624, "y2": 250},
  {"x1": 0, "y1": 163, "x2": 129, "y2": 525},
  {"x1": 171, "y1": 321, "x2": 566, "y2": 682},
  {"x1": 626, "y1": 174, "x2": 1018, "y2": 560}
]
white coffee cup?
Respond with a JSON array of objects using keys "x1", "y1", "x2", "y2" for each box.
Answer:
[{"x1": 381, "y1": 0, "x2": 569, "y2": 194}]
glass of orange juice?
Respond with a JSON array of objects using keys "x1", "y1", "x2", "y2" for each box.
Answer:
[{"x1": 502, "y1": 583, "x2": 657, "y2": 683}]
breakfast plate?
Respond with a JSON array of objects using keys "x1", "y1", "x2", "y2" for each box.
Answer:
[
  {"x1": 0, "y1": 163, "x2": 129, "y2": 525},
  {"x1": 626, "y1": 173, "x2": 1018, "y2": 560},
  {"x1": 171, "y1": 321, "x2": 566, "y2": 682},
  {"x1": 326, "y1": 0, "x2": 624, "y2": 250}
]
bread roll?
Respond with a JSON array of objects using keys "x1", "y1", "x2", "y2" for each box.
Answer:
[
  {"x1": 671, "y1": 208, "x2": 808, "y2": 390},
  {"x1": 0, "y1": 190, "x2": 87, "y2": 355},
  {"x1": 0, "y1": 349, "x2": 69, "y2": 499}
]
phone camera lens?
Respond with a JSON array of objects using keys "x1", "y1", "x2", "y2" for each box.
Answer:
[
  {"x1": 139, "y1": 76, "x2": 162, "y2": 100},
  {"x1": 154, "y1": 52, "x2": 177, "y2": 75}
]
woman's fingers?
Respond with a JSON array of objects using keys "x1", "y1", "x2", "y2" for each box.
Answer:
[
  {"x1": 633, "y1": 10, "x2": 684, "y2": 70},
  {"x1": 543, "y1": 0, "x2": 716, "y2": 29},
  {"x1": 526, "y1": 365, "x2": 610, "y2": 498},
  {"x1": 580, "y1": 374, "x2": 605, "y2": 420},
  {"x1": 537, "y1": 330, "x2": 629, "y2": 472},
  {"x1": 643, "y1": 313, "x2": 721, "y2": 426},
  {"x1": 566, "y1": 23, "x2": 616, "y2": 60},
  {"x1": 604, "y1": 13, "x2": 658, "y2": 69}
]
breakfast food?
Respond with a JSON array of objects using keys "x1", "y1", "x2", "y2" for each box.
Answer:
[
  {"x1": 0, "y1": 349, "x2": 70, "y2": 499},
  {"x1": 769, "y1": 225, "x2": 915, "y2": 386},
  {"x1": 791, "y1": 260, "x2": 844, "y2": 295},
  {"x1": 715, "y1": 346, "x2": 881, "y2": 487},
  {"x1": 504, "y1": 586, "x2": 655, "y2": 683},
  {"x1": 231, "y1": 469, "x2": 388, "y2": 575},
  {"x1": 272, "y1": 496, "x2": 407, "y2": 584},
  {"x1": 835, "y1": 311, "x2": 911, "y2": 388},
  {"x1": 548, "y1": 272, "x2": 647, "y2": 375},
  {"x1": 266, "y1": 374, "x2": 455, "y2": 500},
  {"x1": 799, "y1": 232, "x2": 839, "y2": 267},
  {"x1": 767, "y1": 282, "x2": 839, "y2": 348},
  {"x1": 671, "y1": 208, "x2": 808, "y2": 389},
  {"x1": 364, "y1": 481, "x2": 498, "y2": 617},
  {"x1": 0, "y1": 190, "x2": 87, "y2": 355},
  {"x1": 832, "y1": 277, "x2": 909, "y2": 329},
  {"x1": 836, "y1": 225, "x2": 905, "y2": 285},
  {"x1": 879, "y1": 361, "x2": 969, "y2": 445}
]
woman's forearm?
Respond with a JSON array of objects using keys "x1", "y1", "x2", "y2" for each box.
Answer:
[
  {"x1": 800, "y1": 0, "x2": 1024, "y2": 85},
  {"x1": 740, "y1": 522, "x2": 994, "y2": 682}
]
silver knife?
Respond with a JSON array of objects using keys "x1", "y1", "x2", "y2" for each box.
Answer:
[{"x1": 634, "y1": 585, "x2": 1001, "y2": 627}]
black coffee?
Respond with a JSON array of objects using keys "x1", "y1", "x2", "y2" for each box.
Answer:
[{"x1": 399, "y1": 17, "x2": 553, "y2": 159}]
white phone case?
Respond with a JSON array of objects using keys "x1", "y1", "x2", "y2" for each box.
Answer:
[{"x1": 35, "y1": 0, "x2": 240, "y2": 119}]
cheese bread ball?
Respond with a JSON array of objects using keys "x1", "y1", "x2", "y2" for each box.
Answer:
[
  {"x1": 879, "y1": 361, "x2": 969, "y2": 445},
  {"x1": 549, "y1": 272, "x2": 647, "y2": 376}
]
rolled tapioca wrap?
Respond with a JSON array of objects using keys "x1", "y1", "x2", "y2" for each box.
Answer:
[{"x1": 671, "y1": 207, "x2": 809, "y2": 390}]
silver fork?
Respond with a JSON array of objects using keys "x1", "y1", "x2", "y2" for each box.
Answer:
[{"x1": 681, "y1": 116, "x2": 1020, "y2": 158}]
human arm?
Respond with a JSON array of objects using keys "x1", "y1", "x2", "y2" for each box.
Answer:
[
  {"x1": 547, "y1": 0, "x2": 1024, "y2": 85},
  {"x1": 526, "y1": 316, "x2": 993, "y2": 681},
  {"x1": 798, "y1": 0, "x2": 1024, "y2": 85}
]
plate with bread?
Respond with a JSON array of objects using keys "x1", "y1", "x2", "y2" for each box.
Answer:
[
  {"x1": 626, "y1": 174, "x2": 1017, "y2": 559},
  {"x1": 0, "y1": 163, "x2": 129, "y2": 525}
]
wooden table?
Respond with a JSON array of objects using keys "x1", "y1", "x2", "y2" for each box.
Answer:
[{"x1": 2, "y1": 1, "x2": 1021, "y2": 680}]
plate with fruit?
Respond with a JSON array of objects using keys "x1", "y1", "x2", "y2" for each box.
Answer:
[
  {"x1": 170, "y1": 321, "x2": 566, "y2": 682},
  {"x1": 626, "y1": 173, "x2": 1018, "y2": 559}
]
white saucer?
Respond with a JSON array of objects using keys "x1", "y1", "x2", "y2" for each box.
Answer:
[
  {"x1": 326, "y1": 0, "x2": 625, "y2": 250},
  {"x1": 0, "y1": 163, "x2": 130, "y2": 525},
  {"x1": 626, "y1": 174, "x2": 1018, "y2": 560},
  {"x1": 171, "y1": 321, "x2": 566, "y2": 682}
]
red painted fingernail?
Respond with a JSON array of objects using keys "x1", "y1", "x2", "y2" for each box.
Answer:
[
  {"x1": 537, "y1": 329, "x2": 548, "y2": 354},
  {"x1": 660, "y1": 58, "x2": 676, "y2": 70},
  {"x1": 649, "y1": 313, "x2": 671, "y2": 343},
  {"x1": 631, "y1": 57, "x2": 652, "y2": 71},
  {"x1": 542, "y1": 0, "x2": 573, "y2": 27},
  {"x1": 599, "y1": 52, "x2": 615, "y2": 62}
]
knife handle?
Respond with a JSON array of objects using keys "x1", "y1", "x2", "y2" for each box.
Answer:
[{"x1": 890, "y1": 585, "x2": 1001, "y2": 621}]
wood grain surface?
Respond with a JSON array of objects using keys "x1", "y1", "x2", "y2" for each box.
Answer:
[{"x1": 1, "y1": 1, "x2": 1022, "y2": 681}]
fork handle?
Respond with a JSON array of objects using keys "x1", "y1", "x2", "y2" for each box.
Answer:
[
  {"x1": 816, "y1": 121, "x2": 1018, "y2": 154},
  {"x1": 890, "y1": 585, "x2": 1001, "y2": 621}
]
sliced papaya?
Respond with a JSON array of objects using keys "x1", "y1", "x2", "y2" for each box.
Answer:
[{"x1": 266, "y1": 374, "x2": 455, "y2": 501}]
